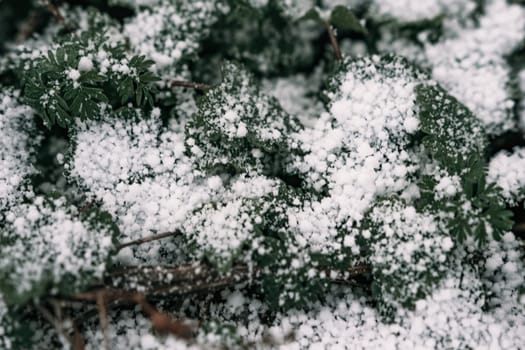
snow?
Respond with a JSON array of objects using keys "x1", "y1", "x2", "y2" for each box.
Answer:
[
  {"x1": 488, "y1": 147, "x2": 525, "y2": 205},
  {"x1": 246, "y1": 0, "x2": 317, "y2": 18},
  {"x1": 371, "y1": 0, "x2": 475, "y2": 23},
  {"x1": 434, "y1": 175, "x2": 460, "y2": 198},
  {"x1": 289, "y1": 56, "x2": 425, "y2": 256},
  {"x1": 67, "y1": 69, "x2": 81, "y2": 81},
  {"x1": 1, "y1": 0, "x2": 524, "y2": 348},
  {"x1": 123, "y1": 0, "x2": 221, "y2": 81},
  {"x1": 376, "y1": 0, "x2": 525, "y2": 135},
  {"x1": 78, "y1": 56, "x2": 94, "y2": 72},
  {"x1": 0, "y1": 196, "x2": 115, "y2": 303},
  {"x1": 68, "y1": 111, "x2": 210, "y2": 263},
  {"x1": 0, "y1": 90, "x2": 40, "y2": 209}
]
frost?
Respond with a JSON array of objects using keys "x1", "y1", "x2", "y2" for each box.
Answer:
[
  {"x1": 68, "y1": 109, "x2": 208, "y2": 262},
  {"x1": 290, "y1": 56, "x2": 425, "y2": 243},
  {"x1": 488, "y1": 147, "x2": 525, "y2": 205},
  {"x1": 0, "y1": 197, "x2": 117, "y2": 304},
  {"x1": 186, "y1": 62, "x2": 301, "y2": 174},
  {"x1": 376, "y1": 0, "x2": 525, "y2": 135},
  {"x1": 371, "y1": 0, "x2": 476, "y2": 23},
  {"x1": 0, "y1": 90, "x2": 40, "y2": 209},
  {"x1": 78, "y1": 56, "x2": 94, "y2": 72},
  {"x1": 123, "y1": 0, "x2": 222, "y2": 81},
  {"x1": 367, "y1": 200, "x2": 452, "y2": 315},
  {"x1": 250, "y1": 0, "x2": 316, "y2": 18},
  {"x1": 184, "y1": 175, "x2": 280, "y2": 268}
]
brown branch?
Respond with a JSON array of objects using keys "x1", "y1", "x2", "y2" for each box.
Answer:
[
  {"x1": 71, "y1": 319, "x2": 86, "y2": 350},
  {"x1": 132, "y1": 294, "x2": 193, "y2": 338},
  {"x1": 102, "y1": 264, "x2": 250, "y2": 297},
  {"x1": 72, "y1": 266, "x2": 245, "y2": 309},
  {"x1": 58, "y1": 263, "x2": 369, "y2": 342},
  {"x1": 47, "y1": 299, "x2": 85, "y2": 349},
  {"x1": 171, "y1": 80, "x2": 211, "y2": 91},
  {"x1": 73, "y1": 264, "x2": 370, "y2": 299},
  {"x1": 96, "y1": 292, "x2": 110, "y2": 350},
  {"x1": 324, "y1": 20, "x2": 343, "y2": 61},
  {"x1": 339, "y1": 264, "x2": 371, "y2": 277},
  {"x1": 117, "y1": 230, "x2": 182, "y2": 250},
  {"x1": 72, "y1": 290, "x2": 193, "y2": 339}
]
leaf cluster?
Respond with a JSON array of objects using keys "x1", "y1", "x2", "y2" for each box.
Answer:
[{"x1": 22, "y1": 29, "x2": 158, "y2": 128}]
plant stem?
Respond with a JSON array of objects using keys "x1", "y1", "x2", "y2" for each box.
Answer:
[
  {"x1": 324, "y1": 20, "x2": 343, "y2": 61},
  {"x1": 73, "y1": 290, "x2": 193, "y2": 338},
  {"x1": 117, "y1": 230, "x2": 182, "y2": 250},
  {"x1": 36, "y1": 303, "x2": 74, "y2": 347},
  {"x1": 96, "y1": 292, "x2": 110, "y2": 350}
]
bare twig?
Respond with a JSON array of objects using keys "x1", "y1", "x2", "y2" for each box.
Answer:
[
  {"x1": 132, "y1": 293, "x2": 193, "y2": 338},
  {"x1": 103, "y1": 264, "x2": 250, "y2": 297},
  {"x1": 342, "y1": 264, "x2": 371, "y2": 277},
  {"x1": 171, "y1": 80, "x2": 211, "y2": 91},
  {"x1": 117, "y1": 230, "x2": 182, "y2": 250},
  {"x1": 36, "y1": 304, "x2": 73, "y2": 346},
  {"x1": 96, "y1": 292, "x2": 110, "y2": 350},
  {"x1": 48, "y1": 299, "x2": 86, "y2": 349},
  {"x1": 71, "y1": 319, "x2": 86, "y2": 350},
  {"x1": 95, "y1": 263, "x2": 370, "y2": 297},
  {"x1": 324, "y1": 20, "x2": 343, "y2": 61},
  {"x1": 43, "y1": 1, "x2": 73, "y2": 32},
  {"x1": 54, "y1": 263, "x2": 370, "y2": 344},
  {"x1": 72, "y1": 290, "x2": 193, "y2": 339}
]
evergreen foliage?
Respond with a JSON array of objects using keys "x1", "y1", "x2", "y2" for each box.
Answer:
[
  {"x1": 185, "y1": 62, "x2": 301, "y2": 174},
  {"x1": 22, "y1": 26, "x2": 158, "y2": 127}
]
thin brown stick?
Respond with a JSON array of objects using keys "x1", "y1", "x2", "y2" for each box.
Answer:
[
  {"x1": 324, "y1": 20, "x2": 343, "y2": 61},
  {"x1": 71, "y1": 319, "x2": 86, "y2": 350},
  {"x1": 61, "y1": 263, "x2": 370, "y2": 342},
  {"x1": 73, "y1": 289, "x2": 129, "y2": 302},
  {"x1": 132, "y1": 293, "x2": 193, "y2": 338},
  {"x1": 96, "y1": 292, "x2": 110, "y2": 350},
  {"x1": 171, "y1": 80, "x2": 211, "y2": 91},
  {"x1": 117, "y1": 230, "x2": 182, "y2": 250},
  {"x1": 85, "y1": 263, "x2": 369, "y2": 298},
  {"x1": 36, "y1": 304, "x2": 73, "y2": 346},
  {"x1": 44, "y1": 1, "x2": 73, "y2": 32},
  {"x1": 48, "y1": 300, "x2": 85, "y2": 349},
  {"x1": 72, "y1": 290, "x2": 193, "y2": 339}
]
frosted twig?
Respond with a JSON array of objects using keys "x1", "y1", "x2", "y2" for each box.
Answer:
[{"x1": 117, "y1": 230, "x2": 182, "y2": 250}]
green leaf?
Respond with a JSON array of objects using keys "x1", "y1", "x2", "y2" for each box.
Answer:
[
  {"x1": 330, "y1": 5, "x2": 367, "y2": 34},
  {"x1": 300, "y1": 8, "x2": 321, "y2": 22},
  {"x1": 416, "y1": 84, "x2": 487, "y2": 174}
]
